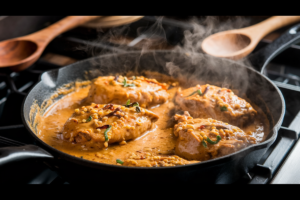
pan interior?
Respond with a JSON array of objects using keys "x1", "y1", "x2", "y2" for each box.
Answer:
[{"x1": 23, "y1": 50, "x2": 283, "y2": 163}]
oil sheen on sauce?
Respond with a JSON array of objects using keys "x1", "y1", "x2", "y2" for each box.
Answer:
[{"x1": 37, "y1": 81, "x2": 269, "y2": 166}]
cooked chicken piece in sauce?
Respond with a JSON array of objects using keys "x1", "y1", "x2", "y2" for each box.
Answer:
[
  {"x1": 175, "y1": 84, "x2": 257, "y2": 127},
  {"x1": 85, "y1": 76, "x2": 169, "y2": 108},
  {"x1": 173, "y1": 112, "x2": 256, "y2": 161},
  {"x1": 62, "y1": 103, "x2": 159, "y2": 148},
  {"x1": 120, "y1": 151, "x2": 198, "y2": 167}
]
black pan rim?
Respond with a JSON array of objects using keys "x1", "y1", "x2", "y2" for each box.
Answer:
[{"x1": 21, "y1": 50, "x2": 285, "y2": 171}]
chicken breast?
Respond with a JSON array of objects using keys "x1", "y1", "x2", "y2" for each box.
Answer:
[
  {"x1": 85, "y1": 76, "x2": 169, "y2": 108},
  {"x1": 175, "y1": 84, "x2": 257, "y2": 127},
  {"x1": 173, "y1": 112, "x2": 256, "y2": 161},
  {"x1": 62, "y1": 103, "x2": 159, "y2": 148}
]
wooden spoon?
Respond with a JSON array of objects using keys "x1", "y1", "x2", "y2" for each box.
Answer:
[
  {"x1": 81, "y1": 16, "x2": 144, "y2": 28},
  {"x1": 0, "y1": 16, "x2": 100, "y2": 71},
  {"x1": 201, "y1": 16, "x2": 300, "y2": 60}
]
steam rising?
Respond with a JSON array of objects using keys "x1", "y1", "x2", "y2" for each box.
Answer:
[
  {"x1": 80, "y1": 17, "x2": 261, "y2": 93},
  {"x1": 175, "y1": 17, "x2": 250, "y2": 53},
  {"x1": 82, "y1": 16, "x2": 253, "y2": 84}
]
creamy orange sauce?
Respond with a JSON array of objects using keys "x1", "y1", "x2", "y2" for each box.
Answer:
[{"x1": 36, "y1": 75, "x2": 269, "y2": 166}]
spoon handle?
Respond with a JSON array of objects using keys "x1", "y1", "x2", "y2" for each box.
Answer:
[
  {"x1": 24, "y1": 16, "x2": 100, "y2": 44},
  {"x1": 240, "y1": 16, "x2": 300, "y2": 41}
]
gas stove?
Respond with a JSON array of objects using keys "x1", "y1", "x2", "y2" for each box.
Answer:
[{"x1": 1, "y1": 16, "x2": 300, "y2": 184}]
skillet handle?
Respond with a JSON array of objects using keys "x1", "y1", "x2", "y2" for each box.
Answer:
[
  {"x1": 249, "y1": 23, "x2": 300, "y2": 73},
  {"x1": 0, "y1": 145, "x2": 54, "y2": 167}
]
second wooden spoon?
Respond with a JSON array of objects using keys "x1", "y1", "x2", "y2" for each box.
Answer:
[{"x1": 201, "y1": 16, "x2": 300, "y2": 60}]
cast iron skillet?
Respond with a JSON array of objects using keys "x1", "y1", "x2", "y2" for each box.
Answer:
[{"x1": 1, "y1": 23, "x2": 300, "y2": 184}]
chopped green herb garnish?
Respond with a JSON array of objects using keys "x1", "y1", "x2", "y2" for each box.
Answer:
[
  {"x1": 104, "y1": 125, "x2": 112, "y2": 142},
  {"x1": 136, "y1": 106, "x2": 141, "y2": 113},
  {"x1": 197, "y1": 89, "x2": 202, "y2": 95},
  {"x1": 125, "y1": 84, "x2": 135, "y2": 87},
  {"x1": 202, "y1": 140, "x2": 207, "y2": 148},
  {"x1": 122, "y1": 77, "x2": 127, "y2": 85},
  {"x1": 124, "y1": 100, "x2": 140, "y2": 109},
  {"x1": 220, "y1": 106, "x2": 228, "y2": 111},
  {"x1": 187, "y1": 90, "x2": 197, "y2": 97},
  {"x1": 122, "y1": 77, "x2": 135, "y2": 87},
  {"x1": 125, "y1": 99, "x2": 130, "y2": 106},
  {"x1": 132, "y1": 102, "x2": 139, "y2": 107},
  {"x1": 86, "y1": 115, "x2": 92, "y2": 122},
  {"x1": 116, "y1": 159, "x2": 124, "y2": 164},
  {"x1": 206, "y1": 135, "x2": 222, "y2": 144},
  {"x1": 187, "y1": 89, "x2": 202, "y2": 97}
]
